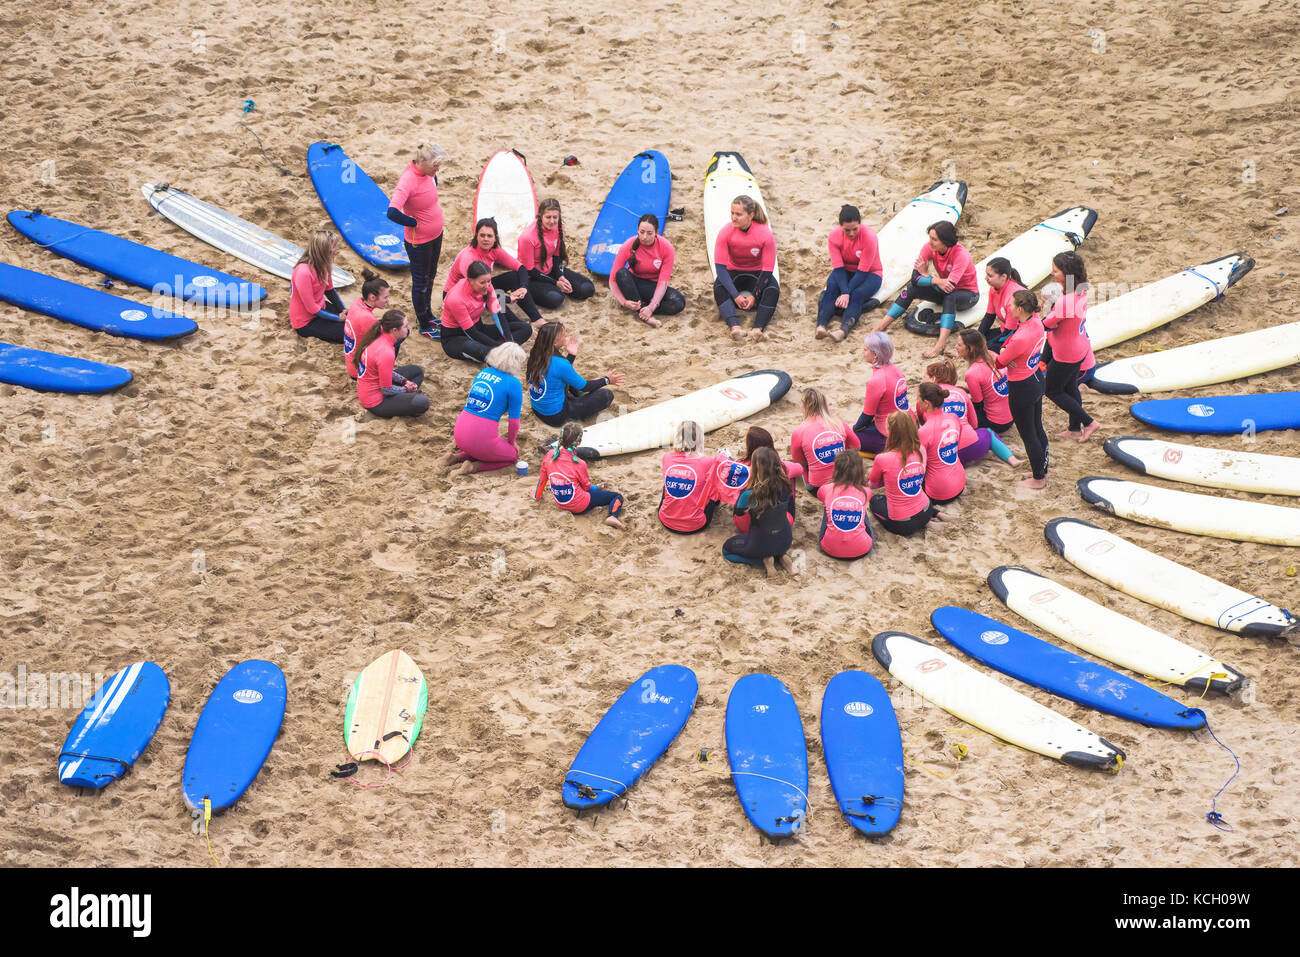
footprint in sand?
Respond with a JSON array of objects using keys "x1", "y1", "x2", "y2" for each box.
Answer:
[{"x1": 368, "y1": 544, "x2": 420, "y2": 575}]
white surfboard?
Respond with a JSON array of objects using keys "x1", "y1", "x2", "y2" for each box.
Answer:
[
  {"x1": 557, "y1": 369, "x2": 792, "y2": 460},
  {"x1": 1044, "y1": 517, "x2": 1298, "y2": 638},
  {"x1": 1086, "y1": 254, "x2": 1254, "y2": 351},
  {"x1": 473, "y1": 150, "x2": 537, "y2": 261},
  {"x1": 871, "y1": 631, "x2": 1124, "y2": 772},
  {"x1": 987, "y1": 566, "x2": 1246, "y2": 695},
  {"x1": 1078, "y1": 476, "x2": 1300, "y2": 546},
  {"x1": 1104, "y1": 436, "x2": 1300, "y2": 496},
  {"x1": 141, "y1": 184, "x2": 354, "y2": 287},
  {"x1": 1090, "y1": 321, "x2": 1300, "y2": 394},
  {"x1": 703, "y1": 152, "x2": 779, "y2": 282},
  {"x1": 875, "y1": 180, "x2": 966, "y2": 300}
]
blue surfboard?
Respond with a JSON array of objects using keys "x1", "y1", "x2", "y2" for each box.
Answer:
[
  {"x1": 182, "y1": 660, "x2": 286, "y2": 812},
  {"x1": 0, "y1": 342, "x2": 132, "y2": 394},
  {"x1": 585, "y1": 150, "x2": 672, "y2": 276},
  {"x1": 0, "y1": 262, "x2": 197, "y2": 340},
  {"x1": 562, "y1": 664, "x2": 698, "y2": 810},
  {"x1": 307, "y1": 142, "x2": 410, "y2": 268},
  {"x1": 930, "y1": 606, "x2": 1205, "y2": 730},
  {"x1": 7, "y1": 210, "x2": 266, "y2": 308},
  {"x1": 58, "y1": 662, "x2": 170, "y2": 789},
  {"x1": 725, "y1": 674, "x2": 808, "y2": 840},
  {"x1": 819, "y1": 671, "x2": 904, "y2": 836},
  {"x1": 1131, "y1": 393, "x2": 1300, "y2": 435}
]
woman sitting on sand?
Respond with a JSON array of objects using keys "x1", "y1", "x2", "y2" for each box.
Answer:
[
  {"x1": 387, "y1": 141, "x2": 448, "y2": 339},
  {"x1": 915, "y1": 383, "x2": 967, "y2": 504},
  {"x1": 525, "y1": 321, "x2": 623, "y2": 426},
  {"x1": 815, "y1": 204, "x2": 882, "y2": 341},
  {"x1": 659, "y1": 421, "x2": 721, "y2": 534},
  {"x1": 873, "y1": 220, "x2": 979, "y2": 359},
  {"x1": 975, "y1": 257, "x2": 1025, "y2": 351},
  {"x1": 713, "y1": 195, "x2": 780, "y2": 342},
  {"x1": 353, "y1": 310, "x2": 429, "y2": 419},
  {"x1": 289, "y1": 229, "x2": 348, "y2": 343},
  {"x1": 957, "y1": 328, "x2": 1014, "y2": 433},
  {"x1": 443, "y1": 217, "x2": 544, "y2": 326},
  {"x1": 723, "y1": 447, "x2": 798, "y2": 575},
  {"x1": 344, "y1": 270, "x2": 391, "y2": 380},
  {"x1": 816, "y1": 450, "x2": 874, "y2": 560},
  {"x1": 868, "y1": 411, "x2": 940, "y2": 536},
  {"x1": 995, "y1": 290, "x2": 1049, "y2": 489},
  {"x1": 852, "y1": 331, "x2": 910, "y2": 454},
  {"x1": 714, "y1": 427, "x2": 803, "y2": 531},
  {"x1": 923, "y1": 358, "x2": 1021, "y2": 467},
  {"x1": 440, "y1": 342, "x2": 526, "y2": 474},
  {"x1": 518, "y1": 198, "x2": 596, "y2": 309},
  {"x1": 609, "y1": 214, "x2": 685, "y2": 327},
  {"x1": 790, "y1": 387, "x2": 861, "y2": 496},
  {"x1": 534, "y1": 422, "x2": 625, "y2": 529},
  {"x1": 440, "y1": 262, "x2": 532, "y2": 364}
]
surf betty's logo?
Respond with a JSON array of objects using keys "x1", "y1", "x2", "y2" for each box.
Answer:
[
  {"x1": 49, "y1": 887, "x2": 151, "y2": 938},
  {"x1": 843, "y1": 701, "x2": 873, "y2": 717},
  {"x1": 528, "y1": 378, "x2": 548, "y2": 402},
  {"x1": 830, "y1": 496, "x2": 864, "y2": 532},
  {"x1": 813, "y1": 430, "x2": 846, "y2": 465},
  {"x1": 993, "y1": 372, "x2": 1010, "y2": 397},
  {"x1": 938, "y1": 426, "x2": 961, "y2": 466},
  {"x1": 1133, "y1": 362, "x2": 1155, "y2": 379},
  {"x1": 1027, "y1": 335, "x2": 1047, "y2": 371},
  {"x1": 893, "y1": 377, "x2": 910, "y2": 412},
  {"x1": 1030, "y1": 588, "x2": 1059, "y2": 604},
  {"x1": 1188, "y1": 404, "x2": 1215, "y2": 417},
  {"x1": 750, "y1": 247, "x2": 760, "y2": 257},
  {"x1": 1163, "y1": 449, "x2": 1184, "y2": 464},
  {"x1": 466, "y1": 378, "x2": 496, "y2": 415},
  {"x1": 917, "y1": 659, "x2": 945, "y2": 673},
  {"x1": 374, "y1": 234, "x2": 401, "y2": 247},
  {"x1": 549, "y1": 478, "x2": 576, "y2": 504},
  {"x1": 980, "y1": 630, "x2": 1010, "y2": 645},
  {"x1": 718, "y1": 459, "x2": 750, "y2": 490},
  {"x1": 232, "y1": 689, "x2": 262, "y2": 704},
  {"x1": 119, "y1": 309, "x2": 147, "y2": 322},
  {"x1": 898, "y1": 461, "x2": 925, "y2": 497},
  {"x1": 664, "y1": 464, "x2": 699, "y2": 499},
  {"x1": 639, "y1": 678, "x2": 674, "y2": 705}
]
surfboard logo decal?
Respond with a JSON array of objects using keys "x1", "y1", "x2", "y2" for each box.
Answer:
[
  {"x1": 1163, "y1": 449, "x2": 1183, "y2": 464},
  {"x1": 1030, "y1": 588, "x2": 1059, "y2": 604},
  {"x1": 1085, "y1": 540, "x2": 1114, "y2": 555},
  {"x1": 374, "y1": 234, "x2": 401, "y2": 247},
  {"x1": 980, "y1": 630, "x2": 1010, "y2": 645},
  {"x1": 1188, "y1": 404, "x2": 1215, "y2": 417},
  {"x1": 720, "y1": 387, "x2": 745, "y2": 401},
  {"x1": 119, "y1": 309, "x2": 147, "y2": 322},
  {"x1": 843, "y1": 701, "x2": 874, "y2": 717},
  {"x1": 1128, "y1": 489, "x2": 1150, "y2": 505},
  {"x1": 917, "y1": 659, "x2": 945, "y2": 673},
  {"x1": 233, "y1": 689, "x2": 263, "y2": 704},
  {"x1": 1133, "y1": 362, "x2": 1154, "y2": 379},
  {"x1": 192, "y1": 276, "x2": 218, "y2": 288}
]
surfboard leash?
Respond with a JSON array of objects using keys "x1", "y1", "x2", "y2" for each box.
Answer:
[
  {"x1": 564, "y1": 770, "x2": 628, "y2": 804},
  {"x1": 1196, "y1": 715, "x2": 1239, "y2": 832},
  {"x1": 695, "y1": 748, "x2": 814, "y2": 826},
  {"x1": 239, "y1": 122, "x2": 303, "y2": 178},
  {"x1": 202, "y1": 798, "x2": 222, "y2": 868}
]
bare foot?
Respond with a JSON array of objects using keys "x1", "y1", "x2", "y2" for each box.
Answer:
[
  {"x1": 1007, "y1": 455, "x2": 1023, "y2": 467},
  {"x1": 1079, "y1": 383, "x2": 1095, "y2": 395},
  {"x1": 1078, "y1": 421, "x2": 1101, "y2": 443},
  {"x1": 776, "y1": 554, "x2": 799, "y2": 576},
  {"x1": 922, "y1": 344, "x2": 946, "y2": 359},
  {"x1": 458, "y1": 460, "x2": 478, "y2": 475},
  {"x1": 438, "y1": 451, "x2": 465, "y2": 468},
  {"x1": 730, "y1": 326, "x2": 746, "y2": 342},
  {"x1": 748, "y1": 327, "x2": 765, "y2": 342},
  {"x1": 815, "y1": 325, "x2": 829, "y2": 340},
  {"x1": 1018, "y1": 476, "x2": 1047, "y2": 489},
  {"x1": 830, "y1": 328, "x2": 846, "y2": 342},
  {"x1": 605, "y1": 516, "x2": 624, "y2": 530},
  {"x1": 759, "y1": 558, "x2": 771, "y2": 578},
  {"x1": 641, "y1": 315, "x2": 662, "y2": 329},
  {"x1": 1058, "y1": 428, "x2": 1081, "y2": 439}
]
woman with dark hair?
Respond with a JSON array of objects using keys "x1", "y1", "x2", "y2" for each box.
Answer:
[
  {"x1": 353, "y1": 310, "x2": 429, "y2": 419},
  {"x1": 609, "y1": 214, "x2": 685, "y2": 327},
  {"x1": 713, "y1": 426, "x2": 803, "y2": 528},
  {"x1": 817, "y1": 447, "x2": 874, "y2": 560},
  {"x1": 443, "y1": 217, "x2": 543, "y2": 325},
  {"x1": 440, "y1": 261, "x2": 531, "y2": 364},
  {"x1": 815, "y1": 204, "x2": 882, "y2": 341},
  {"x1": 525, "y1": 321, "x2": 623, "y2": 426},
  {"x1": 975, "y1": 256, "x2": 1025, "y2": 350},
  {"x1": 722, "y1": 447, "x2": 798, "y2": 576},
  {"x1": 518, "y1": 198, "x2": 595, "y2": 309},
  {"x1": 387, "y1": 142, "x2": 449, "y2": 340},
  {"x1": 873, "y1": 220, "x2": 979, "y2": 358},
  {"x1": 343, "y1": 270, "x2": 391, "y2": 379},
  {"x1": 535, "y1": 422, "x2": 625, "y2": 529},
  {"x1": 713, "y1": 194, "x2": 779, "y2": 342},
  {"x1": 995, "y1": 289, "x2": 1050, "y2": 489},
  {"x1": 1042, "y1": 251, "x2": 1099, "y2": 442}
]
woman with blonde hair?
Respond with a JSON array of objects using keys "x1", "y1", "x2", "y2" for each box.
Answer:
[
  {"x1": 440, "y1": 342, "x2": 526, "y2": 474},
  {"x1": 723, "y1": 447, "x2": 797, "y2": 576},
  {"x1": 790, "y1": 387, "x2": 860, "y2": 495},
  {"x1": 388, "y1": 141, "x2": 449, "y2": 339},
  {"x1": 867, "y1": 411, "x2": 940, "y2": 536},
  {"x1": 713, "y1": 194, "x2": 779, "y2": 341},
  {"x1": 659, "y1": 420, "x2": 720, "y2": 534},
  {"x1": 288, "y1": 229, "x2": 348, "y2": 342},
  {"x1": 517, "y1": 198, "x2": 595, "y2": 309}
]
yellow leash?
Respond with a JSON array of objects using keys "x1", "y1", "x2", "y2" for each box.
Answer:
[{"x1": 203, "y1": 798, "x2": 221, "y2": 868}]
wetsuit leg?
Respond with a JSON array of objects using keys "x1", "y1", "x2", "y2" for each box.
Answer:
[
  {"x1": 367, "y1": 392, "x2": 431, "y2": 418},
  {"x1": 440, "y1": 329, "x2": 490, "y2": 363},
  {"x1": 752, "y1": 274, "x2": 780, "y2": 330},
  {"x1": 405, "y1": 235, "x2": 443, "y2": 329},
  {"x1": 1045, "y1": 358, "x2": 1092, "y2": 431},
  {"x1": 560, "y1": 267, "x2": 595, "y2": 300},
  {"x1": 295, "y1": 314, "x2": 346, "y2": 343},
  {"x1": 1008, "y1": 374, "x2": 1048, "y2": 479}
]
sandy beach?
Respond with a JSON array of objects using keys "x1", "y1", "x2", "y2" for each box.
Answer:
[{"x1": 1, "y1": 0, "x2": 1298, "y2": 866}]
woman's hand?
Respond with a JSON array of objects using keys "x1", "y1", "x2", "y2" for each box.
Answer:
[
  {"x1": 509, "y1": 288, "x2": 527, "y2": 302},
  {"x1": 606, "y1": 370, "x2": 626, "y2": 385},
  {"x1": 404, "y1": 381, "x2": 419, "y2": 393},
  {"x1": 557, "y1": 276, "x2": 574, "y2": 295},
  {"x1": 735, "y1": 293, "x2": 755, "y2": 309},
  {"x1": 936, "y1": 277, "x2": 955, "y2": 294},
  {"x1": 835, "y1": 294, "x2": 850, "y2": 309}
]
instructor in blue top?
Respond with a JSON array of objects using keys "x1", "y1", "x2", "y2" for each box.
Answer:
[{"x1": 525, "y1": 321, "x2": 624, "y2": 426}]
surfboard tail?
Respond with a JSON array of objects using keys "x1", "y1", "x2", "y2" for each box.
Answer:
[
  {"x1": 739, "y1": 369, "x2": 793, "y2": 404},
  {"x1": 1061, "y1": 738, "x2": 1125, "y2": 773},
  {"x1": 986, "y1": 565, "x2": 1036, "y2": 603}
]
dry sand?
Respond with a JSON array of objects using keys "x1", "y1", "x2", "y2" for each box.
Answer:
[{"x1": 1, "y1": 0, "x2": 1298, "y2": 866}]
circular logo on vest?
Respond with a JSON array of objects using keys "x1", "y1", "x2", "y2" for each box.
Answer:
[
  {"x1": 233, "y1": 689, "x2": 263, "y2": 704},
  {"x1": 898, "y1": 461, "x2": 925, "y2": 496},
  {"x1": 980, "y1": 630, "x2": 1010, "y2": 645},
  {"x1": 829, "y1": 496, "x2": 864, "y2": 532},
  {"x1": 719, "y1": 460, "x2": 750, "y2": 490},
  {"x1": 550, "y1": 480, "x2": 576, "y2": 504},
  {"x1": 993, "y1": 374, "x2": 1010, "y2": 397},
  {"x1": 942, "y1": 396, "x2": 965, "y2": 417},
  {"x1": 843, "y1": 701, "x2": 873, "y2": 717},
  {"x1": 192, "y1": 275, "x2": 219, "y2": 288},
  {"x1": 1028, "y1": 335, "x2": 1047, "y2": 370},
  {"x1": 813, "y1": 430, "x2": 845, "y2": 465},
  {"x1": 664, "y1": 464, "x2": 698, "y2": 499},
  {"x1": 938, "y1": 427, "x2": 961, "y2": 465},
  {"x1": 1188, "y1": 404, "x2": 1215, "y2": 417},
  {"x1": 375, "y1": 234, "x2": 401, "y2": 247},
  {"x1": 467, "y1": 380, "x2": 495, "y2": 414},
  {"x1": 893, "y1": 377, "x2": 910, "y2": 411},
  {"x1": 528, "y1": 379, "x2": 547, "y2": 402}
]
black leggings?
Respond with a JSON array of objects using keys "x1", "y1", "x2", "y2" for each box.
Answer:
[
  {"x1": 1008, "y1": 373, "x2": 1049, "y2": 479},
  {"x1": 715, "y1": 271, "x2": 780, "y2": 330},
  {"x1": 405, "y1": 234, "x2": 443, "y2": 329},
  {"x1": 531, "y1": 266, "x2": 596, "y2": 309},
  {"x1": 295, "y1": 314, "x2": 346, "y2": 344},
  {"x1": 491, "y1": 272, "x2": 543, "y2": 323},
  {"x1": 532, "y1": 385, "x2": 614, "y2": 426},
  {"x1": 439, "y1": 314, "x2": 529, "y2": 363},
  {"x1": 1044, "y1": 358, "x2": 1093, "y2": 431},
  {"x1": 614, "y1": 271, "x2": 686, "y2": 315},
  {"x1": 365, "y1": 366, "x2": 430, "y2": 418},
  {"x1": 869, "y1": 493, "x2": 936, "y2": 536},
  {"x1": 974, "y1": 402, "x2": 1015, "y2": 434}
]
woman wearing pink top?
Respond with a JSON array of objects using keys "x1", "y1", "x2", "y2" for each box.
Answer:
[
  {"x1": 534, "y1": 422, "x2": 625, "y2": 530},
  {"x1": 815, "y1": 205, "x2": 883, "y2": 342},
  {"x1": 1042, "y1": 252, "x2": 1099, "y2": 442},
  {"x1": 659, "y1": 421, "x2": 720, "y2": 534},
  {"x1": 443, "y1": 217, "x2": 543, "y2": 325},
  {"x1": 713, "y1": 427, "x2": 802, "y2": 532},
  {"x1": 713, "y1": 195, "x2": 779, "y2": 342},
  {"x1": 387, "y1": 142, "x2": 448, "y2": 339},
  {"x1": 288, "y1": 230, "x2": 348, "y2": 343},
  {"x1": 924, "y1": 358, "x2": 1021, "y2": 467},
  {"x1": 353, "y1": 310, "x2": 429, "y2": 419},
  {"x1": 790, "y1": 387, "x2": 861, "y2": 494},
  {"x1": 852, "y1": 331, "x2": 910, "y2": 453},
  {"x1": 995, "y1": 289, "x2": 1049, "y2": 488},
  {"x1": 875, "y1": 221, "x2": 980, "y2": 359},
  {"x1": 816, "y1": 451, "x2": 874, "y2": 561},
  {"x1": 518, "y1": 198, "x2": 595, "y2": 309},
  {"x1": 868, "y1": 411, "x2": 939, "y2": 536},
  {"x1": 958, "y1": 329, "x2": 1014, "y2": 432},
  {"x1": 343, "y1": 270, "x2": 391, "y2": 379},
  {"x1": 975, "y1": 257, "x2": 1025, "y2": 351},
  {"x1": 915, "y1": 383, "x2": 967, "y2": 503},
  {"x1": 610, "y1": 214, "x2": 685, "y2": 328},
  {"x1": 440, "y1": 262, "x2": 532, "y2": 364}
]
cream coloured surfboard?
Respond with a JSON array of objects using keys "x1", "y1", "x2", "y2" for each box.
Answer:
[
  {"x1": 1104, "y1": 436, "x2": 1300, "y2": 496},
  {"x1": 1086, "y1": 253, "x2": 1253, "y2": 351},
  {"x1": 344, "y1": 650, "x2": 428, "y2": 765},
  {"x1": 987, "y1": 566, "x2": 1246, "y2": 695},
  {"x1": 875, "y1": 180, "x2": 966, "y2": 300},
  {"x1": 1078, "y1": 476, "x2": 1300, "y2": 546},
  {"x1": 1090, "y1": 321, "x2": 1300, "y2": 394},
  {"x1": 871, "y1": 631, "x2": 1124, "y2": 772},
  {"x1": 473, "y1": 150, "x2": 537, "y2": 261},
  {"x1": 703, "y1": 151, "x2": 779, "y2": 282},
  {"x1": 1044, "y1": 517, "x2": 1298, "y2": 638}
]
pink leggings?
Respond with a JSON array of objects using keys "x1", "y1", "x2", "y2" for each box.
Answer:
[{"x1": 453, "y1": 412, "x2": 518, "y2": 472}]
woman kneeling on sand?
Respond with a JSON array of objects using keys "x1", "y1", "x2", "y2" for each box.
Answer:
[{"x1": 440, "y1": 342, "x2": 527, "y2": 474}]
